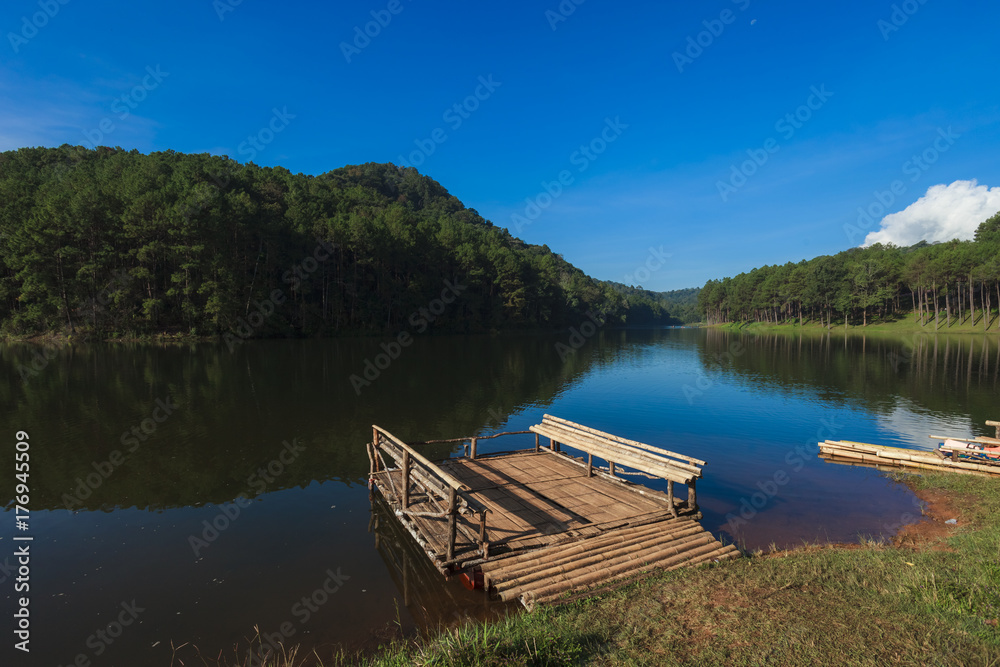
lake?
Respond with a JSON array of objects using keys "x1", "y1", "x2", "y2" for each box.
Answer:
[{"x1": 2, "y1": 328, "x2": 998, "y2": 665}]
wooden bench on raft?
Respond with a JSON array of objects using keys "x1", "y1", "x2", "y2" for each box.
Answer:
[{"x1": 529, "y1": 414, "x2": 705, "y2": 516}]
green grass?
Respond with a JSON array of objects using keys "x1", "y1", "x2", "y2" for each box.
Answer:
[
  {"x1": 212, "y1": 472, "x2": 1000, "y2": 666},
  {"x1": 719, "y1": 316, "x2": 1000, "y2": 336}
]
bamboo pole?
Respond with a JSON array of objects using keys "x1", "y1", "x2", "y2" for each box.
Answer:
[
  {"x1": 541, "y1": 414, "x2": 706, "y2": 466},
  {"x1": 373, "y1": 425, "x2": 468, "y2": 491},
  {"x1": 524, "y1": 537, "x2": 725, "y2": 602},
  {"x1": 484, "y1": 520, "x2": 692, "y2": 583},
  {"x1": 820, "y1": 442, "x2": 995, "y2": 477},
  {"x1": 402, "y1": 450, "x2": 410, "y2": 509},
  {"x1": 535, "y1": 420, "x2": 701, "y2": 477},
  {"x1": 822, "y1": 440, "x2": 999, "y2": 473},
  {"x1": 491, "y1": 524, "x2": 705, "y2": 592},
  {"x1": 929, "y1": 434, "x2": 1000, "y2": 445},
  {"x1": 488, "y1": 518, "x2": 693, "y2": 572},
  {"x1": 687, "y1": 480, "x2": 697, "y2": 511},
  {"x1": 447, "y1": 488, "x2": 458, "y2": 562},
  {"x1": 533, "y1": 424, "x2": 692, "y2": 483},
  {"x1": 502, "y1": 533, "x2": 717, "y2": 602},
  {"x1": 532, "y1": 543, "x2": 740, "y2": 606},
  {"x1": 667, "y1": 481, "x2": 676, "y2": 517}
]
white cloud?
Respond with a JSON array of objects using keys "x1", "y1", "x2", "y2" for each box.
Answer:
[{"x1": 862, "y1": 179, "x2": 1000, "y2": 247}]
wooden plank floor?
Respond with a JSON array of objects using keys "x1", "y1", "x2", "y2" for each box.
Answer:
[
  {"x1": 370, "y1": 449, "x2": 738, "y2": 607},
  {"x1": 372, "y1": 451, "x2": 686, "y2": 563}
]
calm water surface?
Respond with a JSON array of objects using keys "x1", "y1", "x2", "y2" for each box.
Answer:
[{"x1": 2, "y1": 328, "x2": 998, "y2": 665}]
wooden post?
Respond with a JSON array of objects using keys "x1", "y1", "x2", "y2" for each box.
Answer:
[
  {"x1": 372, "y1": 428, "x2": 380, "y2": 472},
  {"x1": 688, "y1": 480, "x2": 697, "y2": 511},
  {"x1": 470, "y1": 437, "x2": 478, "y2": 460},
  {"x1": 534, "y1": 433, "x2": 540, "y2": 452},
  {"x1": 667, "y1": 481, "x2": 677, "y2": 517},
  {"x1": 479, "y1": 512, "x2": 489, "y2": 558},
  {"x1": 401, "y1": 450, "x2": 410, "y2": 509},
  {"x1": 447, "y1": 488, "x2": 458, "y2": 561},
  {"x1": 609, "y1": 461, "x2": 616, "y2": 476},
  {"x1": 587, "y1": 452, "x2": 593, "y2": 477}
]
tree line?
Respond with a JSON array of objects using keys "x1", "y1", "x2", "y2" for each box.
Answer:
[
  {"x1": 698, "y1": 211, "x2": 1000, "y2": 329},
  {"x1": 0, "y1": 146, "x2": 679, "y2": 338}
]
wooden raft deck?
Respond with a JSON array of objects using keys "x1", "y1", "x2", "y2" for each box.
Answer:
[{"x1": 367, "y1": 416, "x2": 740, "y2": 608}]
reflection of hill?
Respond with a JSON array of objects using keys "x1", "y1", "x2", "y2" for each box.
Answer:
[
  {"x1": 696, "y1": 329, "x2": 1000, "y2": 435},
  {"x1": 0, "y1": 332, "x2": 616, "y2": 510}
]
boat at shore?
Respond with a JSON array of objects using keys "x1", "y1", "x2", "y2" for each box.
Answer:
[{"x1": 819, "y1": 420, "x2": 1000, "y2": 477}]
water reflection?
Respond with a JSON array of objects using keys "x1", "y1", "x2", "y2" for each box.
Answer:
[{"x1": 2, "y1": 327, "x2": 996, "y2": 665}]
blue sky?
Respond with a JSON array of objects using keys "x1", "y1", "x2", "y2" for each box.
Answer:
[{"x1": 2, "y1": 0, "x2": 999, "y2": 290}]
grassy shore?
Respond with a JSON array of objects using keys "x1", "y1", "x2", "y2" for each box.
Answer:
[
  {"x1": 221, "y1": 471, "x2": 999, "y2": 667},
  {"x1": 718, "y1": 316, "x2": 1000, "y2": 336}
]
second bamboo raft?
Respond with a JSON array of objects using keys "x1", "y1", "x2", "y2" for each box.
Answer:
[{"x1": 819, "y1": 440, "x2": 1000, "y2": 477}]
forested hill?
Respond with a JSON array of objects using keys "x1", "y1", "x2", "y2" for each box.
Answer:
[
  {"x1": 0, "y1": 145, "x2": 676, "y2": 339},
  {"x1": 605, "y1": 283, "x2": 701, "y2": 324},
  {"x1": 698, "y1": 213, "x2": 1000, "y2": 329}
]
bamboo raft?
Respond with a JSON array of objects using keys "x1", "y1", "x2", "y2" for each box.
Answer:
[
  {"x1": 820, "y1": 421, "x2": 1000, "y2": 478},
  {"x1": 367, "y1": 415, "x2": 739, "y2": 608}
]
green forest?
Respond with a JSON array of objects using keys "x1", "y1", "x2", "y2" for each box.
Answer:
[
  {"x1": 698, "y1": 211, "x2": 1000, "y2": 330},
  {"x1": 0, "y1": 146, "x2": 681, "y2": 339}
]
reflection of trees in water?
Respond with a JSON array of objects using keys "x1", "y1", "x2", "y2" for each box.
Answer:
[
  {"x1": 697, "y1": 329, "x2": 1000, "y2": 431},
  {"x1": 368, "y1": 491, "x2": 512, "y2": 634},
  {"x1": 0, "y1": 332, "x2": 633, "y2": 510}
]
